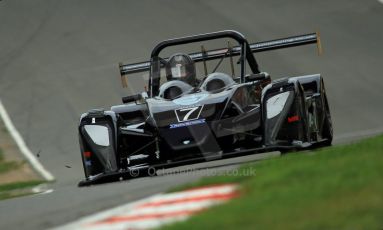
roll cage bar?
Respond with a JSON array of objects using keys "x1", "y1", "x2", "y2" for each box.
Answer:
[
  {"x1": 149, "y1": 30, "x2": 259, "y2": 96},
  {"x1": 119, "y1": 30, "x2": 320, "y2": 97}
]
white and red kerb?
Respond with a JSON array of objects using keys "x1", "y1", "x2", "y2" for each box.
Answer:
[{"x1": 54, "y1": 184, "x2": 238, "y2": 230}]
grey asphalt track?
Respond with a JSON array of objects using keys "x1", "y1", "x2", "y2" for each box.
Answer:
[{"x1": 0, "y1": 0, "x2": 382, "y2": 229}]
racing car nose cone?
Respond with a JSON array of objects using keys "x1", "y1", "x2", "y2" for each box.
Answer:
[{"x1": 183, "y1": 140, "x2": 191, "y2": 145}]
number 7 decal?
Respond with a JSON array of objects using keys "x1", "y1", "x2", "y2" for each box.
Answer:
[{"x1": 175, "y1": 105, "x2": 204, "y2": 122}]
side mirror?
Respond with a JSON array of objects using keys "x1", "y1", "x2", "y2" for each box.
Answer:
[
  {"x1": 122, "y1": 94, "x2": 143, "y2": 104},
  {"x1": 245, "y1": 72, "x2": 270, "y2": 82}
]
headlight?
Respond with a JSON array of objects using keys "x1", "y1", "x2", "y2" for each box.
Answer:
[
  {"x1": 84, "y1": 125, "x2": 110, "y2": 146},
  {"x1": 266, "y1": 91, "x2": 290, "y2": 119}
]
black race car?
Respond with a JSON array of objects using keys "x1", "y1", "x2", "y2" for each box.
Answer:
[{"x1": 78, "y1": 30, "x2": 332, "y2": 186}]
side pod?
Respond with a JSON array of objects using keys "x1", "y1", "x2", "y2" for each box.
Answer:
[
  {"x1": 291, "y1": 74, "x2": 333, "y2": 145},
  {"x1": 262, "y1": 78, "x2": 309, "y2": 146},
  {"x1": 78, "y1": 110, "x2": 119, "y2": 179}
]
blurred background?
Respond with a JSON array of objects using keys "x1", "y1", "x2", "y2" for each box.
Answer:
[{"x1": 0, "y1": 0, "x2": 382, "y2": 229}]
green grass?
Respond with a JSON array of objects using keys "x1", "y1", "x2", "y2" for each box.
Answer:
[
  {"x1": 0, "y1": 148, "x2": 21, "y2": 174},
  {"x1": 0, "y1": 180, "x2": 44, "y2": 200},
  {"x1": 0, "y1": 161, "x2": 19, "y2": 174},
  {"x1": 0, "y1": 148, "x2": 45, "y2": 200},
  {"x1": 162, "y1": 135, "x2": 383, "y2": 230},
  {"x1": 1, "y1": 126, "x2": 8, "y2": 134}
]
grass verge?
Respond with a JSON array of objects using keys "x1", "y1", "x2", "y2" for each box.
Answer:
[
  {"x1": 0, "y1": 148, "x2": 17, "y2": 174},
  {"x1": 0, "y1": 148, "x2": 45, "y2": 200},
  {"x1": 0, "y1": 149, "x2": 20, "y2": 174},
  {"x1": 0, "y1": 180, "x2": 44, "y2": 200},
  {"x1": 162, "y1": 135, "x2": 383, "y2": 230}
]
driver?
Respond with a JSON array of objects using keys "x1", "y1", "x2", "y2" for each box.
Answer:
[{"x1": 165, "y1": 53, "x2": 198, "y2": 86}]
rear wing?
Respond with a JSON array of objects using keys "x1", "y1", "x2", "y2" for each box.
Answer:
[{"x1": 119, "y1": 32, "x2": 322, "y2": 82}]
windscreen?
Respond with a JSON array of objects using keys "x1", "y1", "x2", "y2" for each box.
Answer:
[{"x1": 150, "y1": 38, "x2": 251, "y2": 97}]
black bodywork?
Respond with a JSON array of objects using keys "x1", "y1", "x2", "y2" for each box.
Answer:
[{"x1": 78, "y1": 30, "x2": 332, "y2": 186}]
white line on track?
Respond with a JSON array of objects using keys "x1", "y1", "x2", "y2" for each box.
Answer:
[
  {"x1": 378, "y1": 0, "x2": 383, "y2": 4},
  {"x1": 32, "y1": 184, "x2": 54, "y2": 195},
  {"x1": 0, "y1": 99, "x2": 55, "y2": 181}
]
